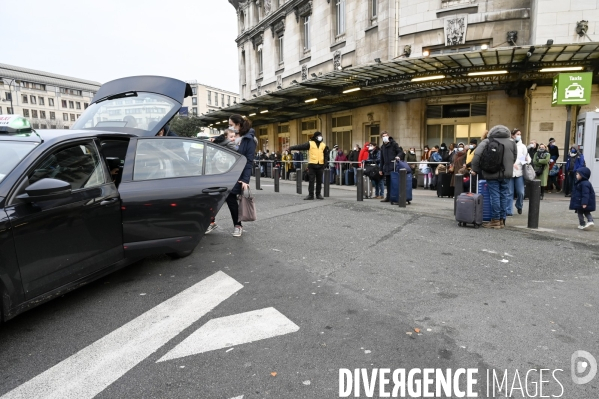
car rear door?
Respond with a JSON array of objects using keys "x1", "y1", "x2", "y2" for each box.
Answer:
[{"x1": 117, "y1": 137, "x2": 244, "y2": 258}]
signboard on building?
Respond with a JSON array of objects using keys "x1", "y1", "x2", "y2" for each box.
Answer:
[
  {"x1": 551, "y1": 72, "x2": 592, "y2": 106},
  {"x1": 179, "y1": 107, "x2": 189, "y2": 116}
]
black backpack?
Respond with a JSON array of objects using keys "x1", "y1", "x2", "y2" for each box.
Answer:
[{"x1": 479, "y1": 137, "x2": 505, "y2": 174}]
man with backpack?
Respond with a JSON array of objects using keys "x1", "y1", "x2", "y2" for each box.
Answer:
[{"x1": 471, "y1": 125, "x2": 517, "y2": 229}]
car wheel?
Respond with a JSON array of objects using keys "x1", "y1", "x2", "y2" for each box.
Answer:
[{"x1": 167, "y1": 249, "x2": 194, "y2": 260}]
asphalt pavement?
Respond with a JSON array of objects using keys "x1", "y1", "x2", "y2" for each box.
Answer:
[{"x1": 0, "y1": 179, "x2": 598, "y2": 399}]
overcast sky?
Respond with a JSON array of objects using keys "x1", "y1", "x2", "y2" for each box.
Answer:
[{"x1": 3, "y1": 0, "x2": 240, "y2": 93}]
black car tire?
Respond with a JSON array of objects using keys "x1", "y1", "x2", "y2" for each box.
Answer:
[{"x1": 167, "y1": 249, "x2": 194, "y2": 259}]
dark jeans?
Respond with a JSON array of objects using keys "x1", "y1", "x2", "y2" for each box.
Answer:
[
  {"x1": 487, "y1": 178, "x2": 510, "y2": 220},
  {"x1": 566, "y1": 171, "x2": 577, "y2": 195},
  {"x1": 578, "y1": 210, "x2": 594, "y2": 225},
  {"x1": 226, "y1": 193, "x2": 241, "y2": 227},
  {"x1": 384, "y1": 174, "x2": 391, "y2": 199},
  {"x1": 308, "y1": 164, "x2": 324, "y2": 196}
]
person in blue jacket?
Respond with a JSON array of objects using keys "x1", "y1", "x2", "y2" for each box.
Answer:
[
  {"x1": 564, "y1": 146, "x2": 586, "y2": 197},
  {"x1": 569, "y1": 166, "x2": 595, "y2": 230},
  {"x1": 226, "y1": 114, "x2": 257, "y2": 237}
]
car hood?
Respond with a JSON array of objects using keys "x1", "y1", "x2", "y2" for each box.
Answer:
[{"x1": 91, "y1": 76, "x2": 193, "y2": 104}]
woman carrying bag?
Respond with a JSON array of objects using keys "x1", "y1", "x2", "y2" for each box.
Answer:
[
  {"x1": 226, "y1": 114, "x2": 257, "y2": 237},
  {"x1": 532, "y1": 143, "x2": 550, "y2": 200}
]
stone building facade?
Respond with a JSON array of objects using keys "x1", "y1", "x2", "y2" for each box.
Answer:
[{"x1": 222, "y1": 0, "x2": 599, "y2": 157}]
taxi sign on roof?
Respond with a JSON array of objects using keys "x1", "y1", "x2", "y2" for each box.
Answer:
[{"x1": 0, "y1": 115, "x2": 32, "y2": 133}]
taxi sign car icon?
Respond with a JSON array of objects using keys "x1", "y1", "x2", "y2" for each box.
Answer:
[{"x1": 565, "y1": 83, "x2": 585, "y2": 99}]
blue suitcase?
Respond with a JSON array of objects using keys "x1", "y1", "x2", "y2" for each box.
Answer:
[
  {"x1": 344, "y1": 169, "x2": 354, "y2": 186},
  {"x1": 478, "y1": 179, "x2": 492, "y2": 222},
  {"x1": 390, "y1": 171, "x2": 413, "y2": 204}
]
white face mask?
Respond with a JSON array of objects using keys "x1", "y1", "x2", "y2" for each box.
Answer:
[
  {"x1": 382, "y1": 136, "x2": 389, "y2": 143},
  {"x1": 317, "y1": 136, "x2": 322, "y2": 142},
  {"x1": 440, "y1": 147, "x2": 446, "y2": 150},
  {"x1": 368, "y1": 146, "x2": 374, "y2": 151},
  {"x1": 410, "y1": 151, "x2": 415, "y2": 154},
  {"x1": 458, "y1": 148, "x2": 464, "y2": 152},
  {"x1": 469, "y1": 145, "x2": 474, "y2": 149}
]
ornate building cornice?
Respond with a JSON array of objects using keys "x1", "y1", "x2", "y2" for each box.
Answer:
[
  {"x1": 235, "y1": 0, "x2": 308, "y2": 45},
  {"x1": 270, "y1": 15, "x2": 286, "y2": 38}
]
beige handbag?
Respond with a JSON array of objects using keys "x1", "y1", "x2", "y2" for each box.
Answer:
[{"x1": 238, "y1": 187, "x2": 257, "y2": 222}]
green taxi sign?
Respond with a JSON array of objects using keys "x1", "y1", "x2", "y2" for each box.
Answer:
[
  {"x1": 0, "y1": 115, "x2": 32, "y2": 133},
  {"x1": 551, "y1": 72, "x2": 592, "y2": 106}
]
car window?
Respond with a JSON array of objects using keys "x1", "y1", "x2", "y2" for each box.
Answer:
[
  {"x1": 205, "y1": 144, "x2": 237, "y2": 175},
  {"x1": 134, "y1": 139, "x2": 204, "y2": 181},
  {"x1": 0, "y1": 141, "x2": 38, "y2": 183},
  {"x1": 29, "y1": 142, "x2": 106, "y2": 190}
]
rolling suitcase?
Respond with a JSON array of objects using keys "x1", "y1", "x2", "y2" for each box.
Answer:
[
  {"x1": 363, "y1": 176, "x2": 372, "y2": 198},
  {"x1": 344, "y1": 169, "x2": 354, "y2": 186},
  {"x1": 289, "y1": 172, "x2": 296, "y2": 181},
  {"x1": 412, "y1": 174, "x2": 418, "y2": 189},
  {"x1": 456, "y1": 178, "x2": 484, "y2": 228},
  {"x1": 436, "y1": 172, "x2": 453, "y2": 198},
  {"x1": 478, "y1": 179, "x2": 492, "y2": 222},
  {"x1": 390, "y1": 172, "x2": 399, "y2": 203}
]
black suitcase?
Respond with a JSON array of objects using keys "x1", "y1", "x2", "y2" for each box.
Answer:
[
  {"x1": 412, "y1": 175, "x2": 417, "y2": 189},
  {"x1": 436, "y1": 173, "x2": 453, "y2": 198}
]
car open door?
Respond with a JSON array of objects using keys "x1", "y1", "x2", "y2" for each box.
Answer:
[{"x1": 117, "y1": 137, "x2": 245, "y2": 258}]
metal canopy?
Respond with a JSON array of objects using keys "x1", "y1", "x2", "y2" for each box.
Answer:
[{"x1": 199, "y1": 43, "x2": 599, "y2": 128}]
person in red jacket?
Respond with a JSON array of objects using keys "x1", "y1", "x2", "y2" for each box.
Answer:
[{"x1": 358, "y1": 142, "x2": 370, "y2": 165}]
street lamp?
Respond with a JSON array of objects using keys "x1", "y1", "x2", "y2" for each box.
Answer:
[{"x1": 3, "y1": 78, "x2": 16, "y2": 113}]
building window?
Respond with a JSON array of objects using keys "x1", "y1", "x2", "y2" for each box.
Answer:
[
  {"x1": 50, "y1": 112, "x2": 55, "y2": 119},
  {"x1": 227, "y1": 95, "x2": 230, "y2": 106},
  {"x1": 303, "y1": 16, "x2": 311, "y2": 51},
  {"x1": 441, "y1": 0, "x2": 472, "y2": 8},
  {"x1": 192, "y1": 87, "x2": 197, "y2": 95},
  {"x1": 60, "y1": 88, "x2": 82, "y2": 96},
  {"x1": 64, "y1": 126, "x2": 69, "y2": 129},
  {"x1": 84, "y1": 102, "x2": 89, "y2": 109},
  {"x1": 61, "y1": 100, "x2": 67, "y2": 108},
  {"x1": 371, "y1": 0, "x2": 377, "y2": 18},
  {"x1": 277, "y1": 35, "x2": 284, "y2": 64},
  {"x1": 30, "y1": 95, "x2": 36, "y2": 104},
  {"x1": 76, "y1": 102, "x2": 81, "y2": 109},
  {"x1": 51, "y1": 125, "x2": 56, "y2": 129},
  {"x1": 38, "y1": 97, "x2": 45, "y2": 106},
  {"x1": 41, "y1": 124, "x2": 47, "y2": 129},
  {"x1": 208, "y1": 90, "x2": 212, "y2": 105},
  {"x1": 6, "y1": 107, "x2": 13, "y2": 114},
  {"x1": 40, "y1": 111, "x2": 46, "y2": 119},
  {"x1": 331, "y1": 115, "x2": 352, "y2": 151},
  {"x1": 70, "y1": 114, "x2": 76, "y2": 121},
  {"x1": 5, "y1": 92, "x2": 11, "y2": 101},
  {"x1": 221, "y1": 94, "x2": 224, "y2": 106},
  {"x1": 335, "y1": 0, "x2": 346, "y2": 36},
  {"x1": 20, "y1": 81, "x2": 45, "y2": 90},
  {"x1": 32, "y1": 123, "x2": 40, "y2": 129},
  {"x1": 257, "y1": 45, "x2": 264, "y2": 74},
  {"x1": 23, "y1": 109, "x2": 30, "y2": 117},
  {"x1": 63, "y1": 113, "x2": 69, "y2": 121},
  {"x1": 0, "y1": 107, "x2": 2, "y2": 114},
  {"x1": 69, "y1": 101, "x2": 74, "y2": 109},
  {"x1": 48, "y1": 98, "x2": 54, "y2": 106},
  {"x1": 192, "y1": 97, "x2": 197, "y2": 105},
  {"x1": 32, "y1": 110, "x2": 38, "y2": 118},
  {"x1": 22, "y1": 95, "x2": 28, "y2": 104},
  {"x1": 215, "y1": 94, "x2": 219, "y2": 106},
  {"x1": 192, "y1": 107, "x2": 198, "y2": 115}
]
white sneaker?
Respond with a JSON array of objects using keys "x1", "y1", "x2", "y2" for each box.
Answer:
[
  {"x1": 205, "y1": 223, "x2": 218, "y2": 234},
  {"x1": 578, "y1": 225, "x2": 586, "y2": 230},
  {"x1": 232, "y1": 225, "x2": 243, "y2": 237},
  {"x1": 583, "y1": 221, "x2": 595, "y2": 230}
]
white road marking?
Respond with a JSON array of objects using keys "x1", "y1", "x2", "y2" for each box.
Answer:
[
  {"x1": 1, "y1": 271, "x2": 243, "y2": 399},
  {"x1": 230, "y1": 396, "x2": 244, "y2": 399},
  {"x1": 158, "y1": 307, "x2": 299, "y2": 362}
]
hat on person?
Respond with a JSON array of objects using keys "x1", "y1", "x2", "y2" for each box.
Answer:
[
  {"x1": 312, "y1": 131, "x2": 322, "y2": 139},
  {"x1": 470, "y1": 138, "x2": 478, "y2": 144},
  {"x1": 333, "y1": 144, "x2": 339, "y2": 148},
  {"x1": 549, "y1": 137, "x2": 555, "y2": 143}
]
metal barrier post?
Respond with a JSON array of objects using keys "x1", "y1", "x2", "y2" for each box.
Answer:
[
  {"x1": 274, "y1": 167, "x2": 280, "y2": 192},
  {"x1": 324, "y1": 168, "x2": 330, "y2": 197},
  {"x1": 296, "y1": 168, "x2": 302, "y2": 195},
  {"x1": 453, "y1": 174, "x2": 464, "y2": 215},
  {"x1": 255, "y1": 166, "x2": 262, "y2": 190},
  {"x1": 398, "y1": 169, "x2": 407, "y2": 208},
  {"x1": 527, "y1": 180, "x2": 541, "y2": 229},
  {"x1": 357, "y1": 168, "x2": 364, "y2": 201}
]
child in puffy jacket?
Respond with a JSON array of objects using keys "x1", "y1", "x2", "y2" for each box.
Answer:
[{"x1": 569, "y1": 167, "x2": 596, "y2": 230}]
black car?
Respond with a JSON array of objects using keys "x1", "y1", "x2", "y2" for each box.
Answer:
[{"x1": 0, "y1": 76, "x2": 245, "y2": 322}]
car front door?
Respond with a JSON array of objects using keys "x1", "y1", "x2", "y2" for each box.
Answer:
[
  {"x1": 117, "y1": 137, "x2": 244, "y2": 258},
  {"x1": 5, "y1": 140, "x2": 123, "y2": 300}
]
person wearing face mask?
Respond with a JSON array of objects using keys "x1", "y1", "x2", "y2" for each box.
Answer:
[
  {"x1": 282, "y1": 149, "x2": 294, "y2": 179},
  {"x1": 421, "y1": 146, "x2": 432, "y2": 189},
  {"x1": 465, "y1": 139, "x2": 478, "y2": 192},
  {"x1": 450, "y1": 146, "x2": 467, "y2": 189},
  {"x1": 366, "y1": 143, "x2": 384, "y2": 198},
  {"x1": 289, "y1": 131, "x2": 330, "y2": 200},
  {"x1": 438, "y1": 143, "x2": 450, "y2": 163},
  {"x1": 348, "y1": 145, "x2": 361, "y2": 185},
  {"x1": 532, "y1": 143, "x2": 550, "y2": 200},
  {"x1": 378, "y1": 131, "x2": 402, "y2": 202},
  {"x1": 564, "y1": 145, "x2": 586, "y2": 197},
  {"x1": 405, "y1": 147, "x2": 418, "y2": 176},
  {"x1": 527, "y1": 139, "x2": 538, "y2": 160},
  {"x1": 507, "y1": 129, "x2": 531, "y2": 216}
]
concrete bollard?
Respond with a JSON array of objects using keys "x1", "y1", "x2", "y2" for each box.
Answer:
[
  {"x1": 296, "y1": 168, "x2": 302, "y2": 195},
  {"x1": 274, "y1": 167, "x2": 280, "y2": 192},
  {"x1": 324, "y1": 168, "x2": 330, "y2": 197},
  {"x1": 357, "y1": 168, "x2": 364, "y2": 201},
  {"x1": 398, "y1": 169, "x2": 407, "y2": 208},
  {"x1": 527, "y1": 180, "x2": 541, "y2": 229},
  {"x1": 255, "y1": 166, "x2": 262, "y2": 190},
  {"x1": 453, "y1": 174, "x2": 464, "y2": 215}
]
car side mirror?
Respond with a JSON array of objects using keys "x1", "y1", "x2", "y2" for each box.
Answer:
[{"x1": 17, "y1": 178, "x2": 72, "y2": 202}]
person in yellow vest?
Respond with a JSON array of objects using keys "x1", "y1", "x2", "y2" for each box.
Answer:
[
  {"x1": 465, "y1": 138, "x2": 478, "y2": 192},
  {"x1": 289, "y1": 131, "x2": 330, "y2": 200}
]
